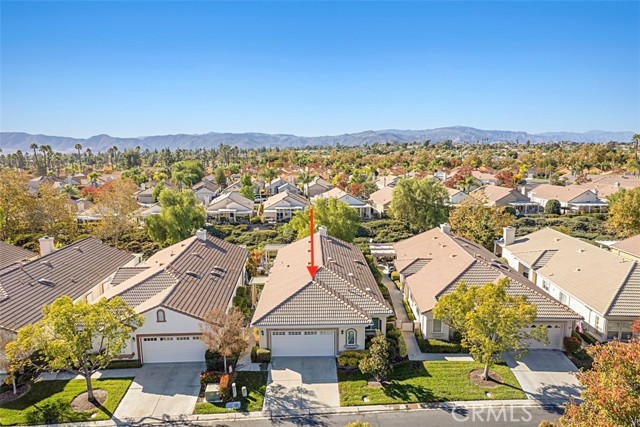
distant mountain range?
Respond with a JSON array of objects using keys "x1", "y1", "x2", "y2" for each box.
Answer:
[{"x1": 0, "y1": 127, "x2": 634, "y2": 153}]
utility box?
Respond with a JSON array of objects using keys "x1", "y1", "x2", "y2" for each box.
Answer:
[{"x1": 204, "y1": 384, "x2": 221, "y2": 403}]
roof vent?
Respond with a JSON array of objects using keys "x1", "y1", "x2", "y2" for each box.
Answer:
[
  {"x1": 212, "y1": 266, "x2": 226, "y2": 273},
  {"x1": 37, "y1": 279, "x2": 55, "y2": 287},
  {"x1": 577, "y1": 248, "x2": 585, "y2": 253},
  {"x1": 450, "y1": 254, "x2": 456, "y2": 258},
  {"x1": 191, "y1": 252, "x2": 201, "y2": 258},
  {"x1": 40, "y1": 260, "x2": 53, "y2": 268},
  {"x1": 73, "y1": 246, "x2": 83, "y2": 253},
  {"x1": 554, "y1": 238, "x2": 561, "y2": 242},
  {"x1": 347, "y1": 272, "x2": 355, "y2": 277},
  {"x1": 210, "y1": 271, "x2": 224, "y2": 279},
  {"x1": 365, "y1": 287, "x2": 371, "y2": 292},
  {"x1": 186, "y1": 271, "x2": 201, "y2": 279},
  {"x1": 574, "y1": 268, "x2": 581, "y2": 272}
]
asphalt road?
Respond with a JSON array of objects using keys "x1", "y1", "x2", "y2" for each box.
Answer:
[{"x1": 153, "y1": 406, "x2": 561, "y2": 427}]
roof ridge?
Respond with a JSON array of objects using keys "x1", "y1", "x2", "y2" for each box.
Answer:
[
  {"x1": 318, "y1": 267, "x2": 390, "y2": 312},
  {"x1": 313, "y1": 272, "x2": 371, "y2": 321}
]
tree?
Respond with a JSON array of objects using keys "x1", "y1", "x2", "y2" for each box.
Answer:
[
  {"x1": 540, "y1": 339, "x2": 640, "y2": 427},
  {"x1": 434, "y1": 279, "x2": 547, "y2": 380},
  {"x1": 544, "y1": 199, "x2": 561, "y2": 215},
  {"x1": 74, "y1": 143, "x2": 83, "y2": 170},
  {"x1": 0, "y1": 329, "x2": 18, "y2": 394},
  {"x1": 171, "y1": 160, "x2": 205, "y2": 188},
  {"x1": 448, "y1": 198, "x2": 515, "y2": 250},
  {"x1": 494, "y1": 169, "x2": 517, "y2": 188},
  {"x1": 607, "y1": 188, "x2": 640, "y2": 237},
  {"x1": 240, "y1": 173, "x2": 255, "y2": 200},
  {"x1": 358, "y1": 332, "x2": 393, "y2": 382},
  {"x1": 200, "y1": 307, "x2": 248, "y2": 372},
  {"x1": 214, "y1": 167, "x2": 227, "y2": 186},
  {"x1": 93, "y1": 179, "x2": 140, "y2": 246},
  {"x1": 60, "y1": 183, "x2": 80, "y2": 199},
  {"x1": 389, "y1": 178, "x2": 449, "y2": 232},
  {"x1": 146, "y1": 188, "x2": 206, "y2": 244},
  {"x1": 298, "y1": 171, "x2": 315, "y2": 197},
  {"x1": 36, "y1": 183, "x2": 79, "y2": 242},
  {"x1": 6, "y1": 296, "x2": 143, "y2": 403},
  {"x1": 87, "y1": 171, "x2": 101, "y2": 187},
  {"x1": 289, "y1": 197, "x2": 361, "y2": 242}
]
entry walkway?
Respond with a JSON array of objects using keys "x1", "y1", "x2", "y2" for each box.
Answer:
[{"x1": 380, "y1": 274, "x2": 422, "y2": 358}]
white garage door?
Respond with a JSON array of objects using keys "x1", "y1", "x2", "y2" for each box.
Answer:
[
  {"x1": 270, "y1": 330, "x2": 335, "y2": 357},
  {"x1": 140, "y1": 335, "x2": 206, "y2": 363},
  {"x1": 523, "y1": 323, "x2": 565, "y2": 350}
]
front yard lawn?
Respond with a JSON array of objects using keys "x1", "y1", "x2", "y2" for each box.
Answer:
[
  {"x1": 194, "y1": 371, "x2": 268, "y2": 414},
  {"x1": 339, "y1": 361, "x2": 526, "y2": 406},
  {"x1": 0, "y1": 378, "x2": 133, "y2": 426}
]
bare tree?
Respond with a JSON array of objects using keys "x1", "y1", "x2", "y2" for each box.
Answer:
[{"x1": 200, "y1": 307, "x2": 248, "y2": 372}]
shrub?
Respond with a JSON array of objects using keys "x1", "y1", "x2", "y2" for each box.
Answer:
[
  {"x1": 105, "y1": 360, "x2": 142, "y2": 369},
  {"x1": 577, "y1": 331, "x2": 599, "y2": 346},
  {"x1": 206, "y1": 350, "x2": 238, "y2": 371},
  {"x1": 414, "y1": 327, "x2": 428, "y2": 352},
  {"x1": 337, "y1": 350, "x2": 369, "y2": 367},
  {"x1": 235, "y1": 287, "x2": 247, "y2": 298},
  {"x1": 250, "y1": 346, "x2": 271, "y2": 363},
  {"x1": 563, "y1": 336, "x2": 582, "y2": 354},
  {"x1": 402, "y1": 299, "x2": 415, "y2": 321},
  {"x1": 219, "y1": 372, "x2": 237, "y2": 401},
  {"x1": 425, "y1": 339, "x2": 464, "y2": 353},
  {"x1": 396, "y1": 331, "x2": 408, "y2": 359},
  {"x1": 386, "y1": 320, "x2": 396, "y2": 332},
  {"x1": 200, "y1": 370, "x2": 224, "y2": 384},
  {"x1": 390, "y1": 271, "x2": 400, "y2": 281},
  {"x1": 346, "y1": 422, "x2": 371, "y2": 427},
  {"x1": 250, "y1": 216, "x2": 262, "y2": 224}
]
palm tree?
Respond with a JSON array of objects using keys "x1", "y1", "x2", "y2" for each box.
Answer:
[
  {"x1": 75, "y1": 143, "x2": 83, "y2": 170},
  {"x1": 39, "y1": 146, "x2": 49, "y2": 174},
  {"x1": 87, "y1": 171, "x2": 101, "y2": 187},
  {"x1": 30, "y1": 143, "x2": 39, "y2": 168},
  {"x1": 298, "y1": 170, "x2": 315, "y2": 198},
  {"x1": 61, "y1": 184, "x2": 80, "y2": 199},
  {"x1": 633, "y1": 133, "x2": 640, "y2": 177},
  {"x1": 85, "y1": 148, "x2": 92, "y2": 166},
  {"x1": 108, "y1": 146, "x2": 119, "y2": 169}
]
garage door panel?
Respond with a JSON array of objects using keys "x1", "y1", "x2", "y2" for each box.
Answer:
[
  {"x1": 523, "y1": 323, "x2": 564, "y2": 350},
  {"x1": 140, "y1": 335, "x2": 206, "y2": 363},
  {"x1": 270, "y1": 330, "x2": 335, "y2": 357}
]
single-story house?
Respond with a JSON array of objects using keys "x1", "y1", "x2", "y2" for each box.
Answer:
[
  {"x1": 369, "y1": 186, "x2": 394, "y2": 216},
  {"x1": 262, "y1": 191, "x2": 309, "y2": 223},
  {"x1": 0, "y1": 237, "x2": 138, "y2": 334},
  {"x1": 101, "y1": 229, "x2": 248, "y2": 363},
  {"x1": 313, "y1": 187, "x2": 373, "y2": 220},
  {"x1": 375, "y1": 174, "x2": 399, "y2": 189},
  {"x1": 498, "y1": 227, "x2": 639, "y2": 342},
  {"x1": 471, "y1": 171, "x2": 498, "y2": 186},
  {"x1": 207, "y1": 191, "x2": 255, "y2": 222},
  {"x1": 609, "y1": 234, "x2": 640, "y2": 262},
  {"x1": 191, "y1": 180, "x2": 222, "y2": 205},
  {"x1": 393, "y1": 225, "x2": 580, "y2": 350},
  {"x1": 0, "y1": 242, "x2": 37, "y2": 272},
  {"x1": 527, "y1": 184, "x2": 607, "y2": 213},
  {"x1": 251, "y1": 228, "x2": 393, "y2": 357},
  {"x1": 471, "y1": 186, "x2": 539, "y2": 215},
  {"x1": 275, "y1": 182, "x2": 302, "y2": 195},
  {"x1": 267, "y1": 177, "x2": 288, "y2": 195},
  {"x1": 446, "y1": 187, "x2": 470, "y2": 205},
  {"x1": 307, "y1": 176, "x2": 334, "y2": 198}
]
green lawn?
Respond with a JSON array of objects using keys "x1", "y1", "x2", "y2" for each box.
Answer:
[
  {"x1": 0, "y1": 378, "x2": 133, "y2": 426},
  {"x1": 338, "y1": 361, "x2": 526, "y2": 406},
  {"x1": 194, "y1": 371, "x2": 268, "y2": 414}
]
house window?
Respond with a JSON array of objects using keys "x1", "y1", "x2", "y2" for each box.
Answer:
[
  {"x1": 541, "y1": 280, "x2": 550, "y2": 292},
  {"x1": 559, "y1": 292, "x2": 567, "y2": 305},
  {"x1": 346, "y1": 329, "x2": 357, "y2": 346},
  {"x1": 594, "y1": 315, "x2": 600, "y2": 331},
  {"x1": 432, "y1": 319, "x2": 442, "y2": 333},
  {"x1": 156, "y1": 309, "x2": 166, "y2": 323}
]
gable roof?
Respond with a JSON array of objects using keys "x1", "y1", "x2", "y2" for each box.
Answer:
[
  {"x1": 263, "y1": 191, "x2": 309, "y2": 210},
  {"x1": 314, "y1": 188, "x2": 368, "y2": 206},
  {"x1": 207, "y1": 191, "x2": 254, "y2": 212},
  {"x1": 251, "y1": 232, "x2": 392, "y2": 327},
  {"x1": 471, "y1": 186, "x2": 530, "y2": 205},
  {"x1": 0, "y1": 242, "x2": 37, "y2": 270},
  {"x1": 309, "y1": 176, "x2": 333, "y2": 189},
  {"x1": 369, "y1": 186, "x2": 394, "y2": 206},
  {"x1": 103, "y1": 233, "x2": 248, "y2": 320},
  {"x1": 504, "y1": 228, "x2": 639, "y2": 316},
  {"x1": 393, "y1": 228, "x2": 579, "y2": 319},
  {"x1": 528, "y1": 184, "x2": 597, "y2": 203},
  {"x1": 0, "y1": 238, "x2": 135, "y2": 331},
  {"x1": 611, "y1": 234, "x2": 640, "y2": 259}
]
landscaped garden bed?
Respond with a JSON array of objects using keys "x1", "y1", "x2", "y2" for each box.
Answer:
[
  {"x1": 194, "y1": 371, "x2": 268, "y2": 414},
  {"x1": 0, "y1": 378, "x2": 133, "y2": 426},
  {"x1": 338, "y1": 361, "x2": 525, "y2": 406}
]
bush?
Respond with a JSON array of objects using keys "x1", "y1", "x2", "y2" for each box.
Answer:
[
  {"x1": 105, "y1": 360, "x2": 142, "y2": 369},
  {"x1": 563, "y1": 336, "x2": 582, "y2": 354},
  {"x1": 396, "y1": 331, "x2": 408, "y2": 359},
  {"x1": 250, "y1": 216, "x2": 262, "y2": 224},
  {"x1": 337, "y1": 350, "x2": 369, "y2": 367},
  {"x1": 206, "y1": 350, "x2": 239, "y2": 371},
  {"x1": 425, "y1": 339, "x2": 465, "y2": 353},
  {"x1": 390, "y1": 271, "x2": 400, "y2": 281},
  {"x1": 568, "y1": 348, "x2": 594, "y2": 370},
  {"x1": 219, "y1": 372, "x2": 237, "y2": 401},
  {"x1": 402, "y1": 299, "x2": 415, "y2": 321},
  {"x1": 577, "y1": 331, "x2": 599, "y2": 346},
  {"x1": 235, "y1": 287, "x2": 247, "y2": 298},
  {"x1": 250, "y1": 346, "x2": 272, "y2": 363},
  {"x1": 200, "y1": 370, "x2": 224, "y2": 384},
  {"x1": 414, "y1": 327, "x2": 428, "y2": 352},
  {"x1": 386, "y1": 320, "x2": 396, "y2": 332}
]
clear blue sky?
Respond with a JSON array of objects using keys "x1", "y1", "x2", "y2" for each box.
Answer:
[{"x1": 1, "y1": 1, "x2": 638, "y2": 138}]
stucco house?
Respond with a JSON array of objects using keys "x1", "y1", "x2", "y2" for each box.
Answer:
[
  {"x1": 471, "y1": 186, "x2": 539, "y2": 215},
  {"x1": 609, "y1": 234, "x2": 640, "y2": 262},
  {"x1": 497, "y1": 227, "x2": 639, "y2": 342},
  {"x1": 375, "y1": 174, "x2": 399, "y2": 189},
  {"x1": 446, "y1": 187, "x2": 470, "y2": 205},
  {"x1": 0, "y1": 242, "x2": 36, "y2": 272},
  {"x1": 191, "y1": 180, "x2": 222, "y2": 205},
  {"x1": 527, "y1": 184, "x2": 607, "y2": 213},
  {"x1": 262, "y1": 191, "x2": 309, "y2": 223},
  {"x1": 307, "y1": 176, "x2": 334, "y2": 198},
  {"x1": 251, "y1": 228, "x2": 393, "y2": 356},
  {"x1": 313, "y1": 187, "x2": 373, "y2": 220},
  {"x1": 101, "y1": 229, "x2": 248, "y2": 363},
  {"x1": 369, "y1": 186, "x2": 394, "y2": 216},
  {"x1": 206, "y1": 191, "x2": 254, "y2": 222},
  {"x1": 393, "y1": 225, "x2": 580, "y2": 350}
]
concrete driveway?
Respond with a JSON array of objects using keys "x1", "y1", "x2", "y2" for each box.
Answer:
[
  {"x1": 113, "y1": 362, "x2": 204, "y2": 420},
  {"x1": 263, "y1": 357, "x2": 339, "y2": 414},
  {"x1": 504, "y1": 350, "x2": 582, "y2": 404}
]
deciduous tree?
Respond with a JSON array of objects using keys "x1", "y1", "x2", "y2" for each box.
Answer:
[
  {"x1": 389, "y1": 178, "x2": 449, "y2": 232},
  {"x1": 201, "y1": 307, "x2": 248, "y2": 372},
  {"x1": 358, "y1": 332, "x2": 393, "y2": 382},
  {"x1": 448, "y1": 198, "x2": 515, "y2": 250},
  {"x1": 171, "y1": 160, "x2": 205, "y2": 188},
  {"x1": 92, "y1": 179, "x2": 140, "y2": 246},
  {"x1": 146, "y1": 188, "x2": 206, "y2": 244},
  {"x1": 434, "y1": 278, "x2": 547, "y2": 380},
  {"x1": 6, "y1": 296, "x2": 143, "y2": 403},
  {"x1": 607, "y1": 187, "x2": 640, "y2": 237},
  {"x1": 289, "y1": 197, "x2": 361, "y2": 242}
]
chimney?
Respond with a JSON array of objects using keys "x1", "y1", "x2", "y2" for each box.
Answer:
[
  {"x1": 318, "y1": 226, "x2": 328, "y2": 236},
  {"x1": 39, "y1": 236, "x2": 55, "y2": 257},
  {"x1": 503, "y1": 227, "x2": 516, "y2": 246},
  {"x1": 196, "y1": 228, "x2": 207, "y2": 241},
  {"x1": 521, "y1": 186, "x2": 527, "y2": 196},
  {"x1": 439, "y1": 223, "x2": 451, "y2": 234}
]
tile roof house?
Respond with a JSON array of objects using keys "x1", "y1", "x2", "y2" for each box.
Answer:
[
  {"x1": 0, "y1": 242, "x2": 36, "y2": 272},
  {"x1": 471, "y1": 186, "x2": 539, "y2": 215},
  {"x1": 206, "y1": 191, "x2": 255, "y2": 222},
  {"x1": 101, "y1": 229, "x2": 248, "y2": 363},
  {"x1": 262, "y1": 191, "x2": 310, "y2": 223},
  {"x1": 307, "y1": 176, "x2": 334, "y2": 198},
  {"x1": 369, "y1": 186, "x2": 394, "y2": 216},
  {"x1": 0, "y1": 237, "x2": 137, "y2": 333},
  {"x1": 393, "y1": 225, "x2": 579, "y2": 350},
  {"x1": 445, "y1": 187, "x2": 470, "y2": 205},
  {"x1": 610, "y1": 235, "x2": 640, "y2": 262},
  {"x1": 375, "y1": 174, "x2": 399, "y2": 189},
  {"x1": 191, "y1": 180, "x2": 222, "y2": 205},
  {"x1": 498, "y1": 227, "x2": 639, "y2": 343},
  {"x1": 313, "y1": 188, "x2": 374, "y2": 220},
  {"x1": 251, "y1": 229, "x2": 393, "y2": 357},
  {"x1": 527, "y1": 184, "x2": 607, "y2": 213}
]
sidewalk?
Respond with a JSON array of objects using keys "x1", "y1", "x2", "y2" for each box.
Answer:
[{"x1": 380, "y1": 274, "x2": 422, "y2": 358}]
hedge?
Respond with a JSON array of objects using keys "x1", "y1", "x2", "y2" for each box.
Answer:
[
  {"x1": 105, "y1": 360, "x2": 142, "y2": 369},
  {"x1": 577, "y1": 331, "x2": 599, "y2": 346},
  {"x1": 563, "y1": 336, "x2": 582, "y2": 354},
  {"x1": 386, "y1": 328, "x2": 408, "y2": 360},
  {"x1": 390, "y1": 271, "x2": 400, "y2": 281},
  {"x1": 250, "y1": 346, "x2": 272, "y2": 363},
  {"x1": 402, "y1": 299, "x2": 415, "y2": 321},
  {"x1": 337, "y1": 350, "x2": 369, "y2": 367},
  {"x1": 205, "y1": 350, "x2": 239, "y2": 371},
  {"x1": 424, "y1": 339, "x2": 466, "y2": 353}
]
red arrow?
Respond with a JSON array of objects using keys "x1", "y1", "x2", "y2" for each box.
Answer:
[{"x1": 307, "y1": 207, "x2": 318, "y2": 278}]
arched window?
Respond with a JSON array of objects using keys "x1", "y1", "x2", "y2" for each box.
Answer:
[
  {"x1": 346, "y1": 329, "x2": 357, "y2": 347},
  {"x1": 156, "y1": 309, "x2": 166, "y2": 323}
]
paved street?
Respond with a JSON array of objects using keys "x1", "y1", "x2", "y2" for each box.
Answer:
[{"x1": 113, "y1": 362, "x2": 204, "y2": 420}]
